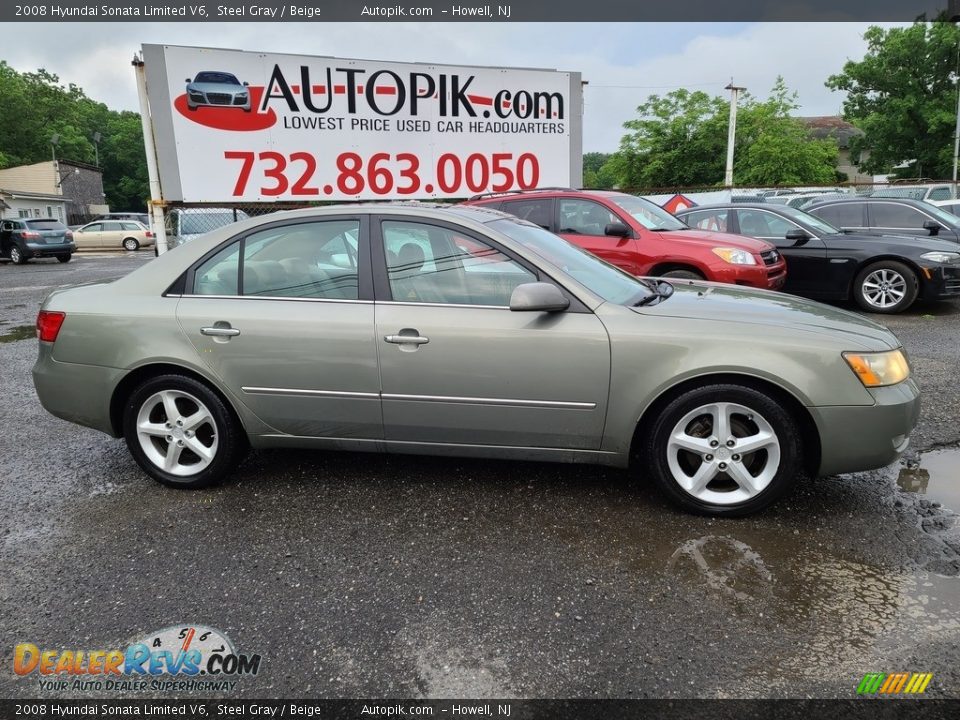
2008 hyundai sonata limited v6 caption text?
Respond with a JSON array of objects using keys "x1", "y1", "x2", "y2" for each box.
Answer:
[{"x1": 32, "y1": 205, "x2": 920, "y2": 516}]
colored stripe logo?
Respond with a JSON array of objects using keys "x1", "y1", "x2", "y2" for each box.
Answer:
[{"x1": 857, "y1": 672, "x2": 933, "y2": 694}]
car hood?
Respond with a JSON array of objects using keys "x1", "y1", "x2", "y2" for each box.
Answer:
[
  {"x1": 652, "y1": 228, "x2": 773, "y2": 253},
  {"x1": 636, "y1": 280, "x2": 899, "y2": 350},
  {"x1": 188, "y1": 82, "x2": 246, "y2": 93}
]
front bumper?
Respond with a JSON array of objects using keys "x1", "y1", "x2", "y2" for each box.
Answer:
[
  {"x1": 711, "y1": 260, "x2": 788, "y2": 290},
  {"x1": 919, "y1": 264, "x2": 960, "y2": 299},
  {"x1": 26, "y1": 241, "x2": 76, "y2": 258},
  {"x1": 811, "y1": 378, "x2": 921, "y2": 476}
]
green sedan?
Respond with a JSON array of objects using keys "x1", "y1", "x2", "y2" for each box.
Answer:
[{"x1": 32, "y1": 205, "x2": 919, "y2": 516}]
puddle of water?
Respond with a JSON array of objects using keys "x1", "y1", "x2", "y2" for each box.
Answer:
[
  {"x1": 898, "y1": 447, "x2": 960, "y2": 511},
  {"x1": 0, "y1": 324, "x2": 35, "y2": 343}
]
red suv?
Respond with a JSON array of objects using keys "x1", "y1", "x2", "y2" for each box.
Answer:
[{"x1": 465, "y1": 189, "x2": 787, "y2": 290}]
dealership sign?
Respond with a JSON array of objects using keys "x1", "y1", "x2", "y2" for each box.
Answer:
[{"x1": 142, "y1": 44, "x2": 583, "y2": 202}]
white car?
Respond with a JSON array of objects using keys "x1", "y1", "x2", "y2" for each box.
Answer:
[{"x1": 72, "y1": 220, "x2": 155, "y2": 251}]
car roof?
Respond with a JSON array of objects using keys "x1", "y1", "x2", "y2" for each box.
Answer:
[
  {"x1": 469, "y1": 188, "x2": 628, "y2": 202},
  {"x1": 676, "y1": 203, "x2": 774, "y2": 212},
  {"x1": 804, "y1": 195, "x2": 929, "y2": 208}
]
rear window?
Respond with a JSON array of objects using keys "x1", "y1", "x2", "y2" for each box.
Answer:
[{"x1": 26, "y1": 220, "x2": 66, "y2": 231}]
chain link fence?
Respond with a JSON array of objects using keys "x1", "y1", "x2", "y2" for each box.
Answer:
[{"x1": 152, "y1": 179, "x2": 960, "y2": 250}]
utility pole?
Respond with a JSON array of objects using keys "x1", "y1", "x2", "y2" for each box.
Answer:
[{"x1": 724, "y1": 81, "x2": 746, "y2": 188}]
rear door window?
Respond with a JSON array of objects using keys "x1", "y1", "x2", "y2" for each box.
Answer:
[
  {"x1": 498, "y1": 198, "x2": 553, "y2": 230},
  {"x1": 812, "y1": 203, "x2": 864, "y2": 228}
]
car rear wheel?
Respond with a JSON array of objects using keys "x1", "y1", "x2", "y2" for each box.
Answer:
[
  {"x1": 122, "y1": 374, "x2": 246, "y2": 489},
  {"x1": 56, "y1": 254, "x2": 71, "y2": 263},
  {"x1": 9, "y1": 246, "x2": 27, "y2": 265},
  {"x1": 644, "y1": 384, "x2": 803, "y2": 516},
  {"x1": 122, "y1": 237, "x2": 140, "y2": 251},
  {"x1": 660, "y1": 269, "x2": 703, "y2": 280},
  {"x1": 853, "y1": 260, "x2": 918, "y2": 314}
]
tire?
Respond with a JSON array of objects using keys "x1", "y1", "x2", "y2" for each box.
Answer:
[
  {"x1": 56, "y1": 254, "x2": 71, "y2": 263},
  {"x1": 853, "y1": 260, "x2": 918, "y2": 314},
  {"x1": 122, "y1": 237, "x2": 140, "y2": 251},
  {"x1": 9, "y1": 245, "x2": 27, "y2": 265},
  {"x1": 122, "y1": 374, "x2": 247, "y2": 489},
  {"x1": 643, "y1": 383, "x2": 803, "y2": 517},
  {"x1": 660, "y1": 269, "x2": 703, "y2": 281}
]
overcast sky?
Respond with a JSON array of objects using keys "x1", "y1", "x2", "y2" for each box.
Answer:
[{"x1": 4, "y1": 22, "x2": 898, "y2": 152}]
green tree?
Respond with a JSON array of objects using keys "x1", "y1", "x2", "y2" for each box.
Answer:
[
  {"x1": 0, "y1": 61, "x2": 148, "y2": 210},
  {"x1": 582, "y1": 152, "x2": 618, "y2": 188},
  {"x1": 608, "y1": 79, "x2": 839, "y2": 189},
  {"x1": 826, "y1": 22, "x2": 960, "y2": 178}
]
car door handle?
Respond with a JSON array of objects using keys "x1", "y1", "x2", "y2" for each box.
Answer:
[
  {"x1": 201, "y1": 326, "x2": 241, "y2": 337},
  {"x1": 384, "y1": 334, "x2": 429, "y2": 345}
]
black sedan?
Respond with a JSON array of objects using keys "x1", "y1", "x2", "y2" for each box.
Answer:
[
  {"x1": 675, "y1": 203, "x2": 960, "y2": 313},
  {"x1": 803, "y1": 196, "x2": 960, "y2": 243}
]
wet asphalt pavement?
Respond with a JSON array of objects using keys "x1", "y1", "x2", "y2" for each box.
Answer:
[{"x1": 0, "y1": 254, "x2": 958, "y2": 700}]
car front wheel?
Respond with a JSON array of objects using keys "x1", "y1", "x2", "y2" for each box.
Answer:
[
  {"x1": 644, "y1": 383, "x2": 803, "y2": 516},
  {"x1": 660, "y1": 269, "x2": 703, "y2": 281},
  {"x1": 853, "y1": 260, "x2": 918, "y2": 314},
  {"x1": 122, "y1": 374, "x2": 246, "y2": 489}
]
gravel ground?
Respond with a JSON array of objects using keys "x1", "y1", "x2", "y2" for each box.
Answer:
[{"x1": 0, "y1": 254, "x2": 958, "y2": 700}]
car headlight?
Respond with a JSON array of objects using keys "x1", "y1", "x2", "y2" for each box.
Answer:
[
  {"x1": 711, "y1": 248, "x2": 757, "y2": 265},
  {"x1": 843, "y1": 349, "x2": 910, "y2": 387},
  {"x1": 919, "y1": 251, "x2": 960, "y2": 263}
]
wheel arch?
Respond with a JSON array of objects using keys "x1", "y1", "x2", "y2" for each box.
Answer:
[
  {"x1": 648, "y1": 260, "x2": 708, "y2": 278},
  {"x1": 629, "y1": 372, "x2": 821, "y2": 478},
  {"x1": 849, "y1": 255, "x2": 924, "y2": 299},
  {"x1": 109, "y1": 362, "x2": 246, "y2": 438}
]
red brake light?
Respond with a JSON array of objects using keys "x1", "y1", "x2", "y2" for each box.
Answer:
[
  {"x1": 37, "y1": 311, "x2": 66, "y2": 342},
  {"x1": 65, "y1": 231, "x2": 73, "y2": 240},
  {"x1": 145, "y1": 231, "x2": 155, "y2": 238},
  {"x1": 21, "y1": 230, "x2": 40, "y2": 240}
]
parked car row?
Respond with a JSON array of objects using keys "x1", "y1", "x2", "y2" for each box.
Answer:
[{"x1": 465, "y1": 189, "x2": 960, "y2": 314}]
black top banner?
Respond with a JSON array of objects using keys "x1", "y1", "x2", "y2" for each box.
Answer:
[{"x1": 0, "y1": 0, "x2": 956, "y2": 23}]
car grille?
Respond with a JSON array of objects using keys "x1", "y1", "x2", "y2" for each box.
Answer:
[
  {"x1": 760, "y1": 249, "x2": 780, "y2": 266},
  {"x1": 207, "y1": 93, "x2": 232, "y2": 105},
  {"x1": 233, "y1": 96, "x2": 247, "y2": 105},
  {"x1": 944, "y1": 268, "x2": 960, "y2": 294}
]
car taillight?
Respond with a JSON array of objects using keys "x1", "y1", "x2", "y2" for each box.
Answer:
[
  {"x1": 21, "y1": 231, "x2": 40, "y2": 239},
  {"x1": 37, "y1": 311, "x2": 66, "y2": 342},
  {"x1": 65, "y1": 230, "x2": 73, "y2": 240},
  {"x1": 145, "y1": 231, "x2": 155, "y2": 238}
]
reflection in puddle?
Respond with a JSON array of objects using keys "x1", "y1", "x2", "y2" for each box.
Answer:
[
  {"x1": 898, "y1": 447, "x2": 960, "y2": 511},
  {"x1": 668, "y1": 536, "x2": 772, "y2": 601}
]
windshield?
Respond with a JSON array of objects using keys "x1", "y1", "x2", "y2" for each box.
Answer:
[
  {"x1": 489, "y1": 218, "x2": 653, "y2": 305},
  {"x1": 194, "y1": 72, "x2": 240, "y2": 85},
  {"x1": 775, "y1": 205, "x2": 841, "y2": 235},
  {"x1": 607, "y1": 194, "x2": 687, "y2": 231},
  {"x1": 177, "y1": 213, "x2": 240, "y2": 236},
  {"x1": 921, "y1": 203, "x2": 960, "y2": 228},
  {"x1": 26, "y1": 220, "x2": 66, "y2": 231}
]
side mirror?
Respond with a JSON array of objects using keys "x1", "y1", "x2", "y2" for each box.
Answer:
[
  {"x1": 509, "y1": 282, "x2": 570, "y2": 313},
  {"x1": 785, "y1": 228, "x2": 810, "y2": 243},
  {"x1": 185, "y1": 78, "x2": 192, "y2": 83},
  {"x1": 923, "y1": 220, "x2": 941, "y2": 236},
  {"x1": 605, "y1": 222, "x2": 631, "y2": 238},
  {"x1": 243, "y1": 81, "x2": 249, "y2": 86}
]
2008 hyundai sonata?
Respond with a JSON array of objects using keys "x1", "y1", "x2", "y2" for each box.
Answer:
[{"x1": 32, "y1": 205, "x2": 920, "y2": 515}]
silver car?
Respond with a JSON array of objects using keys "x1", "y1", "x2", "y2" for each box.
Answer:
[
  {"x1": 185, "y1": 71, "x2": 251, "y2": 112},
  {"x1": 32, "y1": 206, "x2": 920, "y2": 516}
]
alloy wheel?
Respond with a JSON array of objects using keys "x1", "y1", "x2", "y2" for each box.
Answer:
[
  {"x1": 135, "y1": 389, "x2": 219, "y2": 477},
  {"x1": 861, "y1": 268, "x2": 907, "y2": 310}
]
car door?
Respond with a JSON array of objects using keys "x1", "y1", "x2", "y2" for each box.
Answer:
[
  {"x1": 100, "y1": 221, "x2": 126, "y2": 249},
  {"x1": 866, "y1": 202, "x2": 942, "y2": 239},
  {"x1": 497, "y1": 197, "x2": 555, "y2": 231},
  {"x1": 176, "y1": 216, "x2": 383, "y2": 440},
  {"x1": 0, "y1": 221, "x2": 16, "y2": 257},
  {"x1": 733, "y1": 209, "x2": 829, "y2": 297},
  {"x1": 373, "y1": 216, "x2": 610, "y2": 450},
  {"x1": 74, "y1": 223, "x2": 102, "y2": 250},
  {"x1": 555, "y1": 198, "x2": 639, "y2": 273}
]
